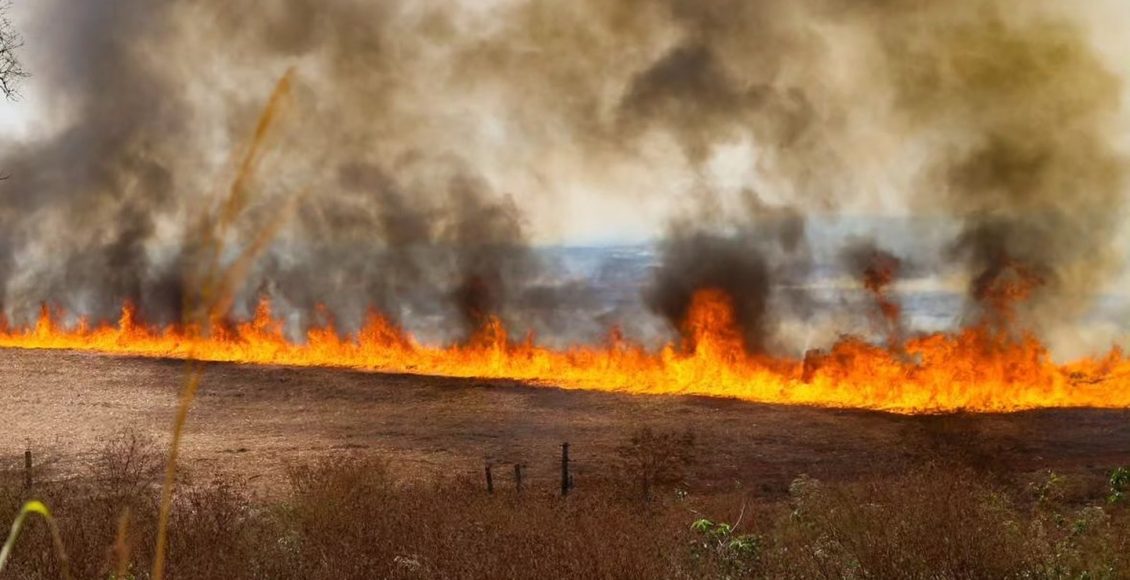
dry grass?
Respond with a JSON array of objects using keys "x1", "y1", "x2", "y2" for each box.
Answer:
[
  {"x1": 1, "y1": 429, "x2": 1130, "y2": 578},
  {"x1": 759, "y1": 464, "x2": 1130, "y2": 578}
]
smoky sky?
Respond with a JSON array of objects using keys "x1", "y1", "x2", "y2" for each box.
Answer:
[{"x1": 0, "y1": 0, "x2": 1124, "y2": 351}]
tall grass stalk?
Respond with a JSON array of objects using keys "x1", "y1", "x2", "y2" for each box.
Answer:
[
  {"x1": 150, "y1": 69, "x2": 295, "y2": 580},
  {"x1": 0, "y1": 500, "x2": 70, "y2": 580},
  {"x1": 112, "y1": 507, "x2": 131, "y2": 580},
  {"x1": 0, "y1": 67, "x2": 296, "y2": 580}
]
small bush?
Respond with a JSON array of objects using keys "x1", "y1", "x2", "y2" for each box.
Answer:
[
  {"x1": 1109, "y1": 466, "x2": 1130, "y2": 504},
  {"x1": 615, "y1": 427, "x2": 695, "y2": 501}
]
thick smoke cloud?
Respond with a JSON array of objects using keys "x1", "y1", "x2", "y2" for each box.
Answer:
[
  {"x1": 647, "y1": 193, "x2": 809, "y2": 354},
  {"x1": 871, "y1": 3, "x2": 1127, "y2": 334},
  {"x1": 0, "y1": 0, "x2": 1124, "y2": 350},
  {"x1": 1, "y1": 0, "x2": 190, "y2": 324}
]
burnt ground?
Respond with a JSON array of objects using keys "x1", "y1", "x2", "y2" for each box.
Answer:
[{"x1": 1, "y1": 347, "x2": 1130, "y2": 497}]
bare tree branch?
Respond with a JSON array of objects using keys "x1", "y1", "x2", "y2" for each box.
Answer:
[{"x1": 0, "y1": 1, "x2": 27, "y2": 100}]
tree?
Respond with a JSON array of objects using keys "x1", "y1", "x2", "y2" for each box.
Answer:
[{"x1": 0, "y1": 2, "x2": 27, "y2": 100}]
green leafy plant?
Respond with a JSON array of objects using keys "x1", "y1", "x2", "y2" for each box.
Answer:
[
  {"x1": 1108, "y1": 467, "x2": 1129, "y2": 504},
  {"x1": 1071, "y1": 506, "x2": 1109, "y2": 537},
  {"x1": 690, "y1": 511, "x2": 761, "y2": 576},
  {"x1": 1029, "y1": 470, "x2": 1066, "y2": 506}
]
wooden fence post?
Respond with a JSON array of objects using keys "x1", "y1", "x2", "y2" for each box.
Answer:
[
  {"x1": 485, "y1": 461, "x2": 494, "y2": 495},
  {"x1": 561, "y1": 443, "x2": 571, "y2": 497},
  {"x1": 24, "y1": 449, "x2": 32, "y2": 491}
]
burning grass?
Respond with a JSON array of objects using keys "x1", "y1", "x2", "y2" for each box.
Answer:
[{"x1": 0, "y1": 288, "x2": 1128, "y2": 415}]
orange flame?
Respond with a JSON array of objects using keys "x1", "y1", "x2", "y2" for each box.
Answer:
[{"x1": 1, "y1": 289, "x2": 1128, "y2": 414}]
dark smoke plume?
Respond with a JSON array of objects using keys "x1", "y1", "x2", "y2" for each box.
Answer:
[
  {"x1": 0, "y1": 0, "x2": 1124, "y2": 352},
  {"x1": 649, "y1": 233, "x2": 774, "y2": 353},
  {"x1": 647, "y1": 194, "x2": 809, "y2": 354},
  {"x1": 842, "y1": 240, "x2": 904, "y2": 348},
  {"x1": 0, "y1": 0, "x2": 190, "y2": 324}
]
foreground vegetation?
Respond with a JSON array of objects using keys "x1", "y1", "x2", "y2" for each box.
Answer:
[{"x1": 3, "y1": 430, "x2": 1130, "y2": 579}]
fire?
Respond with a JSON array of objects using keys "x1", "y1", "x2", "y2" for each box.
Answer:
[{"x1": 1, "y1": 289, "x2": 1129, "y2": 414}]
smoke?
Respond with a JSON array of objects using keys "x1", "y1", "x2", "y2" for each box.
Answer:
[
  {"x1": 0, "y1": 0, "x2": 1124, "y2": 351},
  {"x1": 0, "y1": 0, "x2": 192, "y2": 324},
  {"x1": 647, "y1": 192, "x2": 809, "y2": 354},
  {"x1": 243, "y1": 162, "x2": 537, "y2": 342},
  {"x1": 637, "y1": 0, "x2": 1128, "y2": 348},
  {"x1": 870, "y1": 2, "x2": 1127, "y2": 334},
  {"x1": 842, "y1": 240, "x2": 904, "y2": 348}
]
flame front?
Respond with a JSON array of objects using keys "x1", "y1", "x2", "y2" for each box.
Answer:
[{"x1": 2, "y1": 289, "x2": 1128, "y2": 414}]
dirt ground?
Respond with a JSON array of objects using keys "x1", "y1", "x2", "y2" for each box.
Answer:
[{"x1": 2, "y1": 347, "x2": 1130, "y2": 496}]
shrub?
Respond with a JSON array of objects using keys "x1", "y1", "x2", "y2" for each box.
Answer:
[{"x1": 615, "y1": 427, "x2": 695, "y2": 501}]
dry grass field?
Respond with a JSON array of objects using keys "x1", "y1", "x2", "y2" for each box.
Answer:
[{"x1": 4, "y1": 348, "x2": 1130, "y2": 578}]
